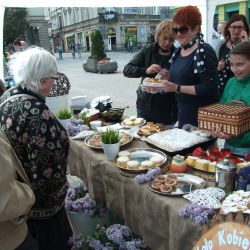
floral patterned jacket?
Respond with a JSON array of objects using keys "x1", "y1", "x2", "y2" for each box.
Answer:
[{"x1": 0, "y1": 87, "x2": 69, "y2": 219}]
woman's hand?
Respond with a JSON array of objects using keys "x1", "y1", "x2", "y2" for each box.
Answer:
[
  {"x1": 240, "y1": 31, "x2": 248, "y2": 42},
  {"x1": 218, "y1": 59, "x2": 225, "y2": 71},
  {"x1": 146, "y1": 64, "x2": 162, "y2": 74},
  {"x1": 212, "y1": 125, "x2": 231, "y2": 140},
  {"x1": 159, "y1": 68, "x2": 169, "y2": 80}
]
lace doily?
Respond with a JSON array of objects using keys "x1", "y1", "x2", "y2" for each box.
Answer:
[
  {"x1": 183, "y1": 187, "x2": 226, "y2": 209},
  {"x1": 220, "y1": 190, "x2": 250, "y2": 215}
]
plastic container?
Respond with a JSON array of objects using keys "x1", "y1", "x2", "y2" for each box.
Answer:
[{"x1": 171, "y1": 155, "x2": 187, "y2": 173}]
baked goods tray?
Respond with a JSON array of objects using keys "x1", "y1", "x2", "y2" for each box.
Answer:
[{"x1": 146, "y1": 136, "x2": 217, "y2": 156}]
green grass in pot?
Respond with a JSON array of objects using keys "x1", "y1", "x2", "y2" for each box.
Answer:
[
  {"x1": 101, "y1": 129, "x2": 120, "y2": 144},
  {"x1": 56, "y1": 109, "x2": 72, "y2": 119}
]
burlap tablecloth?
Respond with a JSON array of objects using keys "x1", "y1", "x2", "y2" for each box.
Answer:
[{"x1": 68, "y1": 138, "x2": 202, "y2": 250}]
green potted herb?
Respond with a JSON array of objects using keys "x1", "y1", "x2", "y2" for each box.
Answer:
[
  {"x1": 56, "y1": 108, "x2": 72, "y2": 130},
  {"x1": 101, "y1": 129, "x2": 120, "y2": 161}
]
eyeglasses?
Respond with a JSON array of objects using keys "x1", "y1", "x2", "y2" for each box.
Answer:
[
  {"x1": 172, "y1": 26, "x2": 190, "y2": 35},
  {"x1": 229, "y1": 26, "x2": 245, "y2": 31}
]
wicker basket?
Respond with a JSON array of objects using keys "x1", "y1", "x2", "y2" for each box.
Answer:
[{"x1": 198, "y1": 102, "x2": 250, "y2": 136}]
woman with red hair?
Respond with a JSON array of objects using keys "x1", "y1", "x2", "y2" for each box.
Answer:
[{"x1": 142, "y1": 6, "x2": 219, "y2": 128}]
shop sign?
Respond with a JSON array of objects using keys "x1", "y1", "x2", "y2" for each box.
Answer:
[
  {"x1": 193, "y1": 222, "x2": 250, "y2": 250},
  {"x1": 126, "y1": 27, "x2": 137, "y2": 34}
]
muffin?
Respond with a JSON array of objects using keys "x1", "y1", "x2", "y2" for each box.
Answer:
[
  {"x1": 117, "y1": 156, "x2": 130, "y2": 168},
  {"x1": 118, "y1": 150, "x2": 130, "y2": 158},
  {"x1": 140, "y1": 160, "x2": 154, "y2": 169},
  {"x1": 150, "y1": 155, "x2": 163, "y2": 167},
  {"x1": 127, "y1": 160, "x2": 140, "y2": 170}
]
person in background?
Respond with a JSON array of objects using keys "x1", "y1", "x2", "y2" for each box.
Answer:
[
  {"x1": 0, "y1": 47, "x2": 72, "y2": 250},
  {"x1": 71, "y1": 43, "x2": 76, "y2": 59},
  {"x1": 211, "y1": 21, "x2": 227, "y2": 49},
  {"x1": 215, "y1": 14, "x2": 249, "y2": 97},
  {"x1": 123, "y1": 19, "x2": 177, "y2": 125},
  {"x1": 214, "y1": 42, "x2": 250, "y2": 156},
  {"x1": 76, "y1": 42, "x2": 81, "y2": 58},
  {"x1": 57, "y1": 45, "x2": 63, "y2": 60},
  {"x1": 142, "y1": 6, "x2": 219, "y2": 128}
]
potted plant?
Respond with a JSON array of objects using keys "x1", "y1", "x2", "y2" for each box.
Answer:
[
  {"x1": 56, "y1": 108, "x2": 72, "y2": 130},
  {"x1": 83, "y1": 30, "x2": 106, "y2": 73},
  {"x1": 65, "y1": 181, "x2": 111, "y2": 237},
  {"x1": 101, "y1": 128, "x2": 120, "y2": 161}
]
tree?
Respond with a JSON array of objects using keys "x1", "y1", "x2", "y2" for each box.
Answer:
[
  {"x1": 90, "y1": 30, "x2": 106, "y2": 60},
  {"x1": 3, "y1": 8, "x2": 28, "y2": 46}
]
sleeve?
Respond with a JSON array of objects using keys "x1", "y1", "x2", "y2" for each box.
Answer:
[
  {"x1": 0, "y1": 136, "x2": 35, "y2": 221},
  {"x1": 195, "y1": 44, "x2": 219, "y2": 98},
  {"x1": 123, "y1": 48, "x2": 148, "y2": 78}
]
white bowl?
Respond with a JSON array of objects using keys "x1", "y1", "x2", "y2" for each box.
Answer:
[{"x1": 90, "y1": 120, "x2": 102, "y2": 130}]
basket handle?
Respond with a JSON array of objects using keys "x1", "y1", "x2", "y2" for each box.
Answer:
[{"x1": 230, "y1": 100, "x2": 245, "y2": 106}]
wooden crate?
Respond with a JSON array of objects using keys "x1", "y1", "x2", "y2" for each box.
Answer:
[{"x1": 198, "y1": 103, "x2": 250, "y2": 136}]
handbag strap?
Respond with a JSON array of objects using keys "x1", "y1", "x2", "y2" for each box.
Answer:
[{"x1": 0, "y1": 93, "x2": 35, "y2": 186}]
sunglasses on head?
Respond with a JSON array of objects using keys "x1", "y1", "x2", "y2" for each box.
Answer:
[{"x1": 172, "y1": 26, "x2": 190, "y2": 35}]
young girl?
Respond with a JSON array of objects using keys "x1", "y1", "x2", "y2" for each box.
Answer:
[{"x1": 215, "y1": 42, "x2": 250, "y2": 156}]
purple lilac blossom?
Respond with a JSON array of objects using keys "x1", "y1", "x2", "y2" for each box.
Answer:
[
  {"x1": 119, "y1": 240, "x2": 139, "y2": 250},
  {"x1": 134, "y1": 167, "x2": 161, "y2": 184},
  {"x1": 179, "y1": 203, "x2": 215, "y2": 225},
  {"x1": 89, "y1": 240, "x2": 104, "y2": 250}
]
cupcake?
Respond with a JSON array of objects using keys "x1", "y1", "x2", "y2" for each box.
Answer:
[
  {"x1": 118, "y1": 151, "x2": 130, "y2": 158},
  {"x1": 117, "y1": 156, "x2": 130, "y2": 168},
  {"x1": 140, "y1": 160, "x2": 154, "y2": 169},
  {"x1": 127, "y1": 160, "x2": 139, "y2": 169},
  {"x1": 150, "y1": 155, "x2": 163, "y2": 167}
]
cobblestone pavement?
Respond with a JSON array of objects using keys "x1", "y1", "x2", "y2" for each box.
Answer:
[{"x1": 57, "y1": 51, "x2": 138, "y2": 116}]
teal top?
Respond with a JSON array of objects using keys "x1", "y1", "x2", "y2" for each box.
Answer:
[{"x1": 220, "y1": 74, "x2": 250, "y2": 148}]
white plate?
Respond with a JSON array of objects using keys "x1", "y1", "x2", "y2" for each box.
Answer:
[
  {"x1": 72, "y1": 130, "x2": 94, "y2": 140},
  {"x1": 142, "y1": 81, "x2": 166, "y2": 88},
  {"x1": 121, "y1": 119, "x2": 146, "y2": 129},
  {"x1": 85, "y1": 132, "x2": 133, "y2": 149},
  {"x1": 114, "y1": 148, "x2": 167, "y2": 173}
]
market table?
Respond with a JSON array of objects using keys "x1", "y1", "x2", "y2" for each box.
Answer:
[{"x1": 68, "y1": 138, "x2": 211, "y2": 250}]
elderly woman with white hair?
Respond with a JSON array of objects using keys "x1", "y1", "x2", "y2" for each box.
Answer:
[{"x1": 0, "y1": 47, "x2": 72, "y2": 250}]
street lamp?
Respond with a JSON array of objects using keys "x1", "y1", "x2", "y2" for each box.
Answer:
[{"x1": 58, "y1": 12, "x2": 63, "y2": 49}]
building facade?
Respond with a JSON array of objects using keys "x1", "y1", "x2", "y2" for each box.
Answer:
[{"x1": 48, "y1": 7, "x2": 171, "y2": 53}]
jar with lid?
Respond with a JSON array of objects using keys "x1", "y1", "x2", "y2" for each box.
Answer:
[
  {"x1": 216, "y1": 159, "x2": 237, "y2": 193},
  {"x1": 171, "y1": 155, "x2": 187, "y2": 173}
]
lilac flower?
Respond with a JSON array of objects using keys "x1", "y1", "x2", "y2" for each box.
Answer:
[
  {"x1": 89, "y1": 240, "x2": 104, "y2": 250},
  {"x1": 120, "y1": 225, "x2": 132, "y2": 238},
  {"x1": 179, "y1": 203, "x2": 215, "y2": 225},
  {"x1": 134, "y1": 167, "x2": 161, "y2": 184},
  {"x1": 119, "y1": 240, "x2": 139, "y2": 250}
]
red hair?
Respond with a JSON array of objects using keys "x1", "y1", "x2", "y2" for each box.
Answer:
[{"x1": 173, "y1": 6, "x2": 202, "y2": 29}]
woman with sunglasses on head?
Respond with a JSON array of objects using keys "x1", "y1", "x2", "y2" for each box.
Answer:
[
  {"x1": 0, "y1": 47, "x2": 72, "y2": 250},
  {"x1": 123, "y1": 19, "x2": 177, "y2": 126},
  {"x1": 143, "y1": 6, "x2": 219, "y2": 128},
  {"x1": 215, "y1": 14, "x2": 249, "y2": 97}
]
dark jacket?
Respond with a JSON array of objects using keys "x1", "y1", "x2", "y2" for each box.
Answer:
[
  {"x1": 0, "y1": 86, "x2": 69, "y2": 219},
  {"x1": 123, "y1": 43, "x2": 177, "y2": 124}
]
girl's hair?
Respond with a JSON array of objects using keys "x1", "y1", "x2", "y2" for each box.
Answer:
[
  {"x1": 172, "y1": 5, "x2": 201, "y2": 30},
  {"x1": 230, "y1": 42, "x2": 250, "y2": 60},
  {"x1": 224, "y1": 14, "x2": 249, "y2": 41},
  {"x1": 155, "y1": 19, "x2": 174, "y2": 43},
  {"x1": 8, "y1": 47, "x2": 57, "y2": 93}
]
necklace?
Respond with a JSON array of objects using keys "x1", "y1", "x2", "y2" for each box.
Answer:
[{"x1": 182, "y1": 36, "x2": 197, "y2": 50}]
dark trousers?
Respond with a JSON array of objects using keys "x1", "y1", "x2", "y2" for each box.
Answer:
[{"x1": 27, "y1": 208, "x2": 72, "y2": 250}]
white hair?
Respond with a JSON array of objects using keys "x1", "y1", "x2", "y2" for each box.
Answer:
[{"x1": 8, "y1": 47, "x2": 57, "y2": 93}]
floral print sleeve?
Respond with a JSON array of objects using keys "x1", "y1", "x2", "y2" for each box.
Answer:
[{"x1": 0, "y1": 93, "x2": 69, "y2": 218}]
